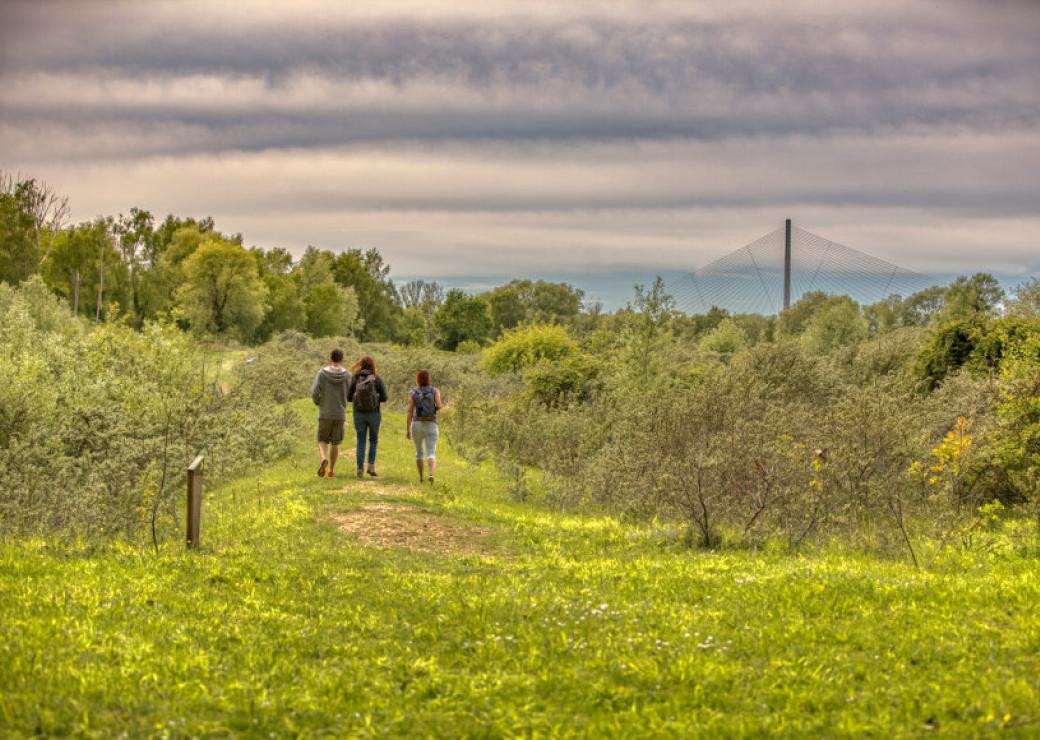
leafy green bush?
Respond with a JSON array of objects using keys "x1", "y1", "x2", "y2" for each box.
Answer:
[
  {"x1": 915, "y1": 317, "x2": 1040, "y2": 388},
  {"x1": 0, "y1": 283, "x2": 298, "y2": 542},
  {"x1": 523, "y1": 353, "x2": 601, "y2": 408},
  {"x1": 482, "y1": 324, "x2": 578, "y2": 376}
]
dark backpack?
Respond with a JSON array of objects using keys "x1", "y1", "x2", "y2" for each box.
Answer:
[
  {"x1": 413, "y1": 386, "x2": 437, "y2": 418},
  {"x1": 354, "y1": 373, "x2": 381, "y2": 412}
]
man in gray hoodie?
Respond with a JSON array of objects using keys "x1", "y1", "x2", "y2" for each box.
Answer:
[{"x1": 310, "y1": 349, "x2": 352, "y2": 477}]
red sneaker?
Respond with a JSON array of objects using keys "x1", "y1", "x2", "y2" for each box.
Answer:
[
  {"x1": 328, "y1": 470, "x2": 335, "y2": 478},
  {"x1": 317, "y1": 459, "x2": 328, "y2": 477}
]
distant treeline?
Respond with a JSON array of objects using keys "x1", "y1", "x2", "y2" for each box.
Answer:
[
  {"x1": 2, "y1": 171, "x2": 1038, "y2": 359},
  {"x1": 0, "y1": 172, "x2": 585, "y2": 348}
]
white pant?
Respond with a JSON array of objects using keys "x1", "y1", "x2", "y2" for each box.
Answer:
[{"x1": 411, "y1": 420, "x2": 439, "y2": 459}]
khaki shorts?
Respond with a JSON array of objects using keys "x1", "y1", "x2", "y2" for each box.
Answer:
[{"x1": 317, "y1": 418, "x2": 345, "y2": 444}]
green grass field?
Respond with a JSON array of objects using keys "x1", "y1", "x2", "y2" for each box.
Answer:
[{"x1": 2, "y1": 400, "x2": 1038, "y2": 737}]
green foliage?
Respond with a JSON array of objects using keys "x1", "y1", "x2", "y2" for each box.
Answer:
[
  {"x1": 941, "y1": 273, "x2": 1005, "y2": 321},
  {"x1": 0, "y1": 180, "x2": 41, "y2": 285},
  {"x1": 484, "y1": 279, "x2": 585, "y2": 335},
  {"x1": 304, "y1": 283, "x2": 361, "y2": 338},
  {"x1": 0, "y1": 281, "x2": 298, "y2": 539},
  {"x1": 3, "y1": 406, "x2": 1038, "y2": 736},
  {"x1": 482, "y1": 323, "x2": 579, "y2": 376},
  {"x1": 42, "y1": 219, "x2": 128, "y2": 318},
  {"x1": 915, "y1": 320, "x2": 980, "y2": 388},
  {"x1": 433, "y1": 289, "x2": 492, "y2": 350},
  {"x1": 398, "y1": 305, "x2": 431, "y2": 346},
  {"x1": 331, "y1": 248, "x2": 402, "y2": 341},
  {"x1": 523, "y1": 353, "x2": 601, "y2": 407},
  {"x1": 699, "y1": 317, "x2": 748, "y2": 355},
  {"x1": 800, "y1": 296, "x2": 867, "y2": 353},
  {"x1": 1006, "y1": 278, "x2": 1040, "y2": 321},
  {"x1": 915, "y1": 317, "x2": 1040, "y2": 388},
  {"x1": 175, "y1": 237, "x2": 269, "y2": 340}
]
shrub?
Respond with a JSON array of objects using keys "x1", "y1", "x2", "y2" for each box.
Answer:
[
  {"x1": 482, "y1": 324, "x2": 578, "y2": 376},
  {"x1": 699, "y1": 317, "x2": 747, "y2": 355},
  {"x1": 0, "y1": 283, "x2": 298, "y2": 542}
]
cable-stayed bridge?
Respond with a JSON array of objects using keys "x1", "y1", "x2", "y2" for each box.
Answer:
[{"x1": 667, "y1": 221, "x2": 936, "y2": 316}]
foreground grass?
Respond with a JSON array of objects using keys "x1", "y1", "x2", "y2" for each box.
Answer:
[{"x1": 2, "y1": 401, "x2": 1039, "y2": 737}]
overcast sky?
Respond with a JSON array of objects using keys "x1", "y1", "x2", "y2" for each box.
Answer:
[{"x1": 1, "y1": 0, "x2": 1038, "y2": 303}]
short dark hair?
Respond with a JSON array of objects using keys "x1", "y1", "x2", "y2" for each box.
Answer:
[
  {"x1": 416, "y1": 368, "x2": 431, "y2": 386},
  {"x1": 330, "y1": 349, "x2": 344, "y2": 363}
]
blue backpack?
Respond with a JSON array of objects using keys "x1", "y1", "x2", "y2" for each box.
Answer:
[{"x1": 412, "y1": 387, "x2": 437, "y2": 418}]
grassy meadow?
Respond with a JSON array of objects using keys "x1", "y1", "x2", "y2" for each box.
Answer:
[{"x1": 2, "y1": 400, "x2": 1038, "y2": 737}]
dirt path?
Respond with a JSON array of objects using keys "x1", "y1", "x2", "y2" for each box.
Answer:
[{"x1": 329, "y1": 482, "x2": 493, "y2": 555}]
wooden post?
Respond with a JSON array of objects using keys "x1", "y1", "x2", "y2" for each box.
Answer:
[{"x1": 186, "y1": 455, "x2": 204, "y2": 549}]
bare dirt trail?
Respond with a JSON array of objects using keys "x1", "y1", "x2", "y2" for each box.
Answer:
[{"x1": 329, "y1": 481, "x2": 493, "y2": 556}]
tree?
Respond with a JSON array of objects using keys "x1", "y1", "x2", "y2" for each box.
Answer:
[
  {"x1": 42, "y1": 219, "x2": 125, "y2": 318},
  {"x1": 530, "y1": 281, "x2": 584, "y2": 323},
  {"x1": 174, "y1": 237, "x2": 268, "y2": 339},
  {"x1": 941, "y1": 273, "x2": 1005, "y2": 321},
  {"x1": 332, "y1": 248, "x2": 401, "y2": 341},
  {"x1": 1006, "y1": 278, "x2": 1040, "y2": 321},
  {"x1": 0, "y1": 172, "x2": 70, "y2": 282},
  {"x1": 256, "y1": 273, "x2": 306, "y2": 340},
  {"x1": 0, "y1": 186, "x2": 41, "y2": 285},
  {"x1": 433, "y1": 289, "x2": 492, "y2": 350},
  {"x1": 800, "y1": 297, "x2": 867, "y2": 353},
  {"x1": 700, "y1": 317, "x2": 748, "y2": 355},
  {"x1": 777, "y1": 291, "x2": 833, "y2": 336},
  {"x1": 136, "y1": 224, "x2": 212, "y2": 321},
  {"x1": 305, "y1": 283, "x2": 361, "y2": 338},
  {"x1": 486, "y1": 285, "x2": 527, "y2": 333},
  {"x1": 484, "y1": 279, "x2": 585, "y2": 335},
  {"x1": 399, "y1": 279, "x2": 445, "y2": 318},
  {"x1": 482, "y1": 324, "x2": 578, "y2": 376},
  {"x1": 113, "y1": 208, "x2": 155, "y2": 323},
  {"x1": 150, "y1": 214, "x2": 214, "y2": 266}
]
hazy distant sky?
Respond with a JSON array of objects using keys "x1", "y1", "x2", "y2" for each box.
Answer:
[{"x1": 1, "y1": 0, "x2": 1038, "y2": 300}]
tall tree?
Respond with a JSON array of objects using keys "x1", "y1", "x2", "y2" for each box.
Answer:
[
  {"x1": 113, "y1": 208, "x2": 155, "y2": 323},
  {"x1": 331, "y1": 248, "x2": 401, "y2": 340},
  {"x1": 42, "y1": 219, "x2": 124, "y2": 317},
  {"x1": 0, "y1": 172, "x2": 70, "y2": 280},
  {"x1": 174, "y1": 237, "x2": 269, "y2": 339},
  {"x1": 941, "y1": 273, "x2": 1005, "y2": 321},
  {"x1": 433, "y1": 288, "x2": 492, "y2": 350}
]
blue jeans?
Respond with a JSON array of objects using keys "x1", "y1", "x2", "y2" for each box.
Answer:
[{"x1": 353, "y1": 411, "x2": 381, "y2": 469}]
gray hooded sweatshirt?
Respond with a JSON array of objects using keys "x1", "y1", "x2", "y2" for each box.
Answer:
[{"x1": 310, "y1": 365, "x2": 352, "y2": 420}]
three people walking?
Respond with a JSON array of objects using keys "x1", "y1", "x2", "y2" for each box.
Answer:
[{"x1": 312, "y1": 351, "x2": 441, "y2": 484}]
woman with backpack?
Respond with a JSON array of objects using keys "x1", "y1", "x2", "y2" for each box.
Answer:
[
  {"x1": 406, "y1": 368, "x2": 442, "y2": 485},
  {"x1": 348, "y1": 356, "x2": 388, "y2": 479}
]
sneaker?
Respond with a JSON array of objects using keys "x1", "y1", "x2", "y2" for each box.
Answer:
[
  {"x1": 317, "y1": 459, "x2": 328, "y2": 477},
  {"x1": 328, "y1": 470, "x2": 335, "y2": 478},
  {"x1": 367, "y1": 467, "x2": 378, "y2": 477},
  {"x1": 357, "y1": 469, "x2": 364, "y2": 480},
  {"x1": 428, "y1": 476, "x2": 434, "y2": 486}
]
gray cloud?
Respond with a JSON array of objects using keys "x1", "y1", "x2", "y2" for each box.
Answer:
[{"x1": 1, "y1": 0, "x2": 1038, "y2": 288}]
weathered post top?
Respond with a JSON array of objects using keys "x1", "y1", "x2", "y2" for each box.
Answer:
[{"x1": 186, "y1": 455, "x2": 204, "y2": 549}]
